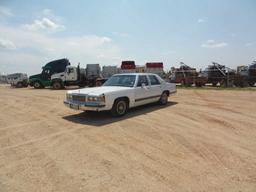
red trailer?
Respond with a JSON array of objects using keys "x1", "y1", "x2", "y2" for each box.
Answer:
[
  {"x1": 169, "y1": 63, "x2": 208, "y2": 86},
  {"x1": 120, "y1": 61, "x2": 136, "y2": 73}
]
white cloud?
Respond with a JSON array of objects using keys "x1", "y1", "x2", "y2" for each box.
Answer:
[
  {"x1": 0, "y1": 38, "x2": 16, "y2": 49},
  {"x1": 112, "y1": 32, "x2": 130, "y2": 37},
  {"x1": 41, "y1": 9, "x2": 63, "y2": 23},
  {"x1": 197, "y1": 19, "x2": 205, "y2": 23},
  {"x1": 23, "y1": 17, "x2": 65, "y2": 32},
  {"x1": 201, "y1": 40, "x2": 228, "y2": 48},
  {"x1": 0, "y1": 24, "x2": 121, "y2": 74},
  {"x1": 245, "y1": 42, "x2": 255, "y2": 47},
  {"x1": 0, "y1": 6, "x2": 13, "y2": 17}
]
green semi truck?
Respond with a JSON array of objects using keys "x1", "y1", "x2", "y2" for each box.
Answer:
[{"x1": 29, "y1": 58, "x2": 70, "y2": 88}]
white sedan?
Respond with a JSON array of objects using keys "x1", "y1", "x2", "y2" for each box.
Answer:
[{"x1": 64, "y1": 73, "x2": 176, "y2": 116}]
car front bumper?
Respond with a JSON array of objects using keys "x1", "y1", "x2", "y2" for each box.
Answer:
[{"x1": 64, "y1": 101, "x2": 106, "y2": 111}]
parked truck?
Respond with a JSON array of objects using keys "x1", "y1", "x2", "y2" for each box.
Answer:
[
  {"x1": 50, "y1": 64, "x2": 106, "y2": 89},
  {"x1": 145, "y1": 62, "x2": 164, "y2": 77},
  {"x1": 206, "y1": 62, "x2": 235, "y2": 87},
  {"x1": 7, "y1": 73, "x2": 29, "y2": 88},
  {"x1": 102, "y1": 66, "x2": 118, "y2": 78},
  {"x1": 248, "y1": 61, "x2": 256, "y2": 86},
  {"x1": 169, "y1": 63, "x2": 208, "y2": 86},
  {"x1": 29, "y1": 58, "x2": 70, "y2": 88},
  {"x1": 0, "y1": 74, "x2": 7, "y2": 84},
  {"x1": 234, "y1": 61, "x2": 256, "y2": 87}
]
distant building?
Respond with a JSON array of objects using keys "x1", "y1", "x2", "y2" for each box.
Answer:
[{"x1": 136, "y1": 66, "x2": 145, "y2": 73}]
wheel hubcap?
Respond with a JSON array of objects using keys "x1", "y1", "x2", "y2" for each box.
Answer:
[
  {"x1": 161, "y1": 94, "x2": 168, "y2": 103},
  {"x1": 117, "y1": 101, "x2": 126, "y2": 114}
]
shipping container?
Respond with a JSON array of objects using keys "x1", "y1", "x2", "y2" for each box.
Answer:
[
  {"x1": 86, "y1": 64, "x2": 101, "y2": 80},
  {"x1": 102, "y1": 66, "x2": 118, "y2": 78},
  {"x1": 145, "y1": 62, "x2": 164, "y2": 77}
]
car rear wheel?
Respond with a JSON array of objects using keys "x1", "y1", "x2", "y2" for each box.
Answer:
[
  {"x1": 111, "y1": 99, "x2": 128, "y2": 117},
  {"x1": 159, "y1": 92, "x2": 168, "y2": 105}
]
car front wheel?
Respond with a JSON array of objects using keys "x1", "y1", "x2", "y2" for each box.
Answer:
[
  {"x1": 111, "y1": 99, "x2": 128, "y2": 117},
  {"x1": 159, "y1": 92, "x2": 168, "y2": 105}
]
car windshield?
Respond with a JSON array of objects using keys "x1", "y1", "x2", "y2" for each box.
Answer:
[{"x1": 103, "y1": 75, "x2": 136, "y2": 87}]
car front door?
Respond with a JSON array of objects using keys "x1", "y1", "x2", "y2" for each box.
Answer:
[{"x1": 134, "y1": 75, "x2": 153, "y2": 106}]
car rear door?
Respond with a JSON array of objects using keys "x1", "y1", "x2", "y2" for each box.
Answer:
[{"x1": 148, "y1": 74, "x2": 162, "y2": 101}]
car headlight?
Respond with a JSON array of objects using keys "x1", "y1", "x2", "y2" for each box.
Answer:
[{"x1": 87, "y1": 95, "x2": 105, "y2": 103}]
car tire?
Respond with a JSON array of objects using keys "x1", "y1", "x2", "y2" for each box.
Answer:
[
  {"x1": 159, "y1": 92, "x2": 168, "y2": 105},
  {"x1": 33, "y1": 81, "x2": 42, "y2": 89},
  {"x1": 111, "y1": 99, "x2": 128, "y2": 117}
]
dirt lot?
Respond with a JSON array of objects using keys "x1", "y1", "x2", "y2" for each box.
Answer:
[{"x1": 0, "y1": 85, "x2": 256, "y2": 192}]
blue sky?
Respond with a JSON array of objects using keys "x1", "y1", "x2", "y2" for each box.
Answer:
[{"x1": 0, "y1": 0, "x2": 255, "y2": 75}]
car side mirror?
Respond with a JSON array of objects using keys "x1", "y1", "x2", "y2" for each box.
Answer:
[{"x1": 141, "y1": 83, "x2": 146, "y2": 89}]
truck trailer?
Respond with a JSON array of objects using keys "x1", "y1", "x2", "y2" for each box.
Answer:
[
  {"x1": 145, "y1": 62, "x2": 164, "y2": 77},
  {"x1": 102, "y1": 66, "x2": 118, "y2": 78},
  {"x1": 120, "y1": 61, "x2": 136, "y2": 73},
  {"x1": 50, "y1": 64, "x2": 106, "y2": 89}
]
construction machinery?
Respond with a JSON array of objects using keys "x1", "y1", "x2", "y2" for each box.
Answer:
[
  {"x1": 234, "y1": 61, "x2": 256, "y2": 87},
  {"x1": 206, "y1": 62, "x2": 235, "y2": 87},
  {"x1": 169, "y1": 62, "x2": 207, "y2": 86},
  {"x1": 248, "y1": 61, "x2": 256, "y2": 86}
]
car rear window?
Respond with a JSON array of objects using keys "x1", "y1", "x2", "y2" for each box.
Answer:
[
  {"x1": 149, "y1": 75, "x2": 160, "y2": 85},
  {"x1": 137, "y1": 75, "x2": 149, "y2": 87}
]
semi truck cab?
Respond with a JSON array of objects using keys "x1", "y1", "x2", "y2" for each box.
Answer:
[{"x1": 29, "y1": 58, "x2": 70, "y2": 89}]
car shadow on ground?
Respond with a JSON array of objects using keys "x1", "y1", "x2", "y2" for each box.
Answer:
[{"x1": 62, "y1": 101, "x2": 178, "y2": 127}]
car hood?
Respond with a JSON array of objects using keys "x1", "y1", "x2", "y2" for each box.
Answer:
[{"x1": 68, "y1": 86, "x2": 132, "y2": 96}]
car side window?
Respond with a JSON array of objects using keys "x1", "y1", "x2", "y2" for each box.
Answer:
[
  {"x1": 149, "y1": 75, "x2": 160, "y2": 85},
  {"x1": 137, "y1": 75, "x2": 149, "y2": 87}
]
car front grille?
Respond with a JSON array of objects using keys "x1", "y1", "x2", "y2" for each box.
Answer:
[{"x1": 72, "y1": 95, "x2": 86, "y2": 102}]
